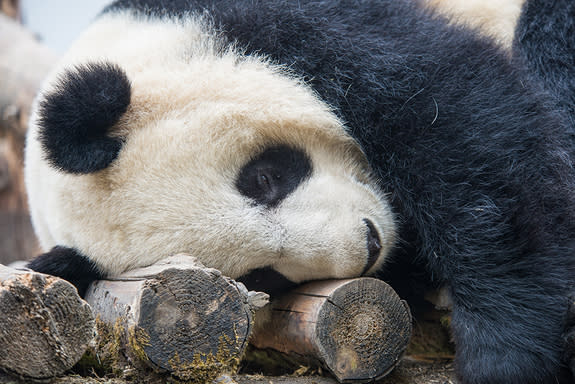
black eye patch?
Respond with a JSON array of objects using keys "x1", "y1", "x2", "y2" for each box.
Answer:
[{"x1": 236, "y1": 145, "x2": 312, "y2": 207}]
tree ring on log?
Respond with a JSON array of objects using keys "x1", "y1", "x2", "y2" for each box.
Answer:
[
  {"x1": 0, "y1": 270, "x2": 95, "y2": 380},
  {"x1": 137, "y1": 268, "x2": 252, "y2": 377},
  {"x1": 314, "y1": 278, "x2": 412, "y2": 382},
  {"x1": 250, "y1": 277, "x2": 412, "y2": 383}
]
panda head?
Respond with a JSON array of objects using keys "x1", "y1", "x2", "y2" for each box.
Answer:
[{"x1": 25, "y1": 13, "x2": 396, "y2": 294}]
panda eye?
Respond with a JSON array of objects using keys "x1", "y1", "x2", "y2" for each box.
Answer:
[
  {"x1": 257, "y1": 171, "x2": 273, "y2": 193},
  {"x1": 257, "y1": 171, "x2": 282, "y2": 192},
  {"x1": 236, "y1": 145, "x2": 312, "y2": 207},
  {"x1": 258, "y1": 172, "x2": 270, "y2": 189}
]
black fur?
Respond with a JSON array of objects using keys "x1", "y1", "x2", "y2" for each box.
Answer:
[
  {"x1": 565, "y1": 294, "x2": 575, "y2": 379},
  {"x1": 236, "y1": 145, "x2": 312, "y2": 208},
  {"x1": 27, "y1": 246, "x2": 105, "y2": 297},
  {"x1": 514, "y1": 0, "x2": 575, "y2": 128},
  {"x1": 38, "y1": 61, "x2": 130, "y2": 174},
  {"x1": 94, "y1": 1, "x2": 575, "y2": 382},
  {"x1": 514, "y1": 0, "x2": 575, "y2": 378}
]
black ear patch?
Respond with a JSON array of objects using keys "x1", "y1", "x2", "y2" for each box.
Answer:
[
  {"x1": 236, "y1": 145, "x2": 312, "y2": 208},
  {"x1": 38, "y1": 62, "x2": 131, "y2": 174}
]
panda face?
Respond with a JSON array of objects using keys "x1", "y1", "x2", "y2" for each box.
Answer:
[
  {"x1": 92, "y1": 101, "x2": 395, "y2": 284},
  {"x1": 25, "y1": 12, "x2": 396, "y2": 291}
]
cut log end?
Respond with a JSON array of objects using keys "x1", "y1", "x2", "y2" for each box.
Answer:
[
  {"x1": 314, "y1": 278, "x2": 412, "y2": 382},
  {"x1": 85, "y1": 256, "x2": 257, "y2": 382},
  {"x1": 0, "y1": 265, "x2": 95, "y2": 380},
  {"x1": 138, "y1": 268, "x2": 252, "y2": 377},
  {"x1": 251, "y1": 278, "x2": 412, "y2": 383}
]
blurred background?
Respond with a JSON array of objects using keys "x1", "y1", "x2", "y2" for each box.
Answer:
[
  {"x1": 21, "y1": 0, "x2": 112, "y2": 54},
  {"x1": 0, "y1": 0, "x2": 111, "y2": 265}
]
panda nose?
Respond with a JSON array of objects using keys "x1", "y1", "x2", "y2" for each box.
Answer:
[{"x1": 363, "y1": 218, "x2": 382, "y2": 274}]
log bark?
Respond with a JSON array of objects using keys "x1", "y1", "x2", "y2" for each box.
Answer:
[
  {"x1": 0, "y1": 13, "x2": 57, "y2": 264},
  {"x1": 84, "y1": 254, "x2": 268, "y2": 382},
  {"x1": 0, "y1": 264, "x2": 95, "y2": 380},
  {"x1": 250, "y1": 278, "x2": 412, "y2": 383}
]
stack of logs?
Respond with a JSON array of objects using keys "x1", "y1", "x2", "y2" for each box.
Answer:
[{"x1": 0, "y1": 255, "x2": 411, "y2": 383}]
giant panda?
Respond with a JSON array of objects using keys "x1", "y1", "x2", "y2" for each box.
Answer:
[{"x1": 25, "y1": 0, "x2": 575, "y2": 383}]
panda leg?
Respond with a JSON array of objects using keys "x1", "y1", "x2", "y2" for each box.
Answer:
[
  {"x1": 27, "y1": 246, "x2": 104, "y2": 297},
  {"x1": 446, "y1": 267, "x2": 573, "y2": 384}
]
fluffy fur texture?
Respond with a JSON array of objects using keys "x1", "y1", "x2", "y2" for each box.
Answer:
[
  {"x1": 28, "y1": 246, "x2": 104, "y2": 296},
  {"x1": 38, "y1": 62, "x2": 130, "y2": 173},
  {"x1": 514, "y1": 0, "x2": 575, "y2": 377},
  {"x1": 25, "y1": 1, "x2": 575, "y2": 383},
  {"x1": 514, "y1": 0, "x2": 575, "y2": 128},
  {"x1": 423, "y1": 0, "x2": 525, "y2": 48}
]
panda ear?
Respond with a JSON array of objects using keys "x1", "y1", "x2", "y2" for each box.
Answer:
[{"x1": 37, "y1": 61, "x2": 131, "y2": 174}]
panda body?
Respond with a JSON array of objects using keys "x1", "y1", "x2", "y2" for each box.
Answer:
[{"x1": 26, "y1": 1, "x2": 575, "y2": 384}]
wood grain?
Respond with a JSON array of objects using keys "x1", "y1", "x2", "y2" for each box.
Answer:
[
  {"x1": 0, "y1": 264, "x2": 95, "y2": 380},
  {"x1": 251, "y1": 278, "x2": 412, "y2": 383}
]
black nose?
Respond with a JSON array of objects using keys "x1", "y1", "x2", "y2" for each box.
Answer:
[{"x1": 363, "y1": 219, "x2": 382, "y2": 274}]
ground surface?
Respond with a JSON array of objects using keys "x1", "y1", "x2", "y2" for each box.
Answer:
[{"x1": 0, "y1": 358, "x2": 455, "y2": 384}]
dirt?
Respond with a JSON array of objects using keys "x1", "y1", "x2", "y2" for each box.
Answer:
[{"x1": 1, "y1": 356, "x2": 454, "y2": 384}]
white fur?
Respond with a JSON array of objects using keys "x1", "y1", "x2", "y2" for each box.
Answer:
[
  {"x1": 26, "y1": 12, "x2": 396, "y2": 281},
  {"x1": 423, "y1": 0, "x2": 525, "y2": 49}
]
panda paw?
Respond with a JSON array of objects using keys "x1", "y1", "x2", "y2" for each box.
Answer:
[{"x1": 27, "y1": 246, "x2": 104, "y2": 297}]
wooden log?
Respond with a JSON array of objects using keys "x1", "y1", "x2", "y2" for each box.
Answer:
[
  {"x1": 0, "y1": 264, "x2": 95, "y2": 380},
  {"x1": 250, "y1": 278, "x2": 412, "y2": 383},
  {"x1": 84, "y1": 254, "x2": 269, "y2": 382}
]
